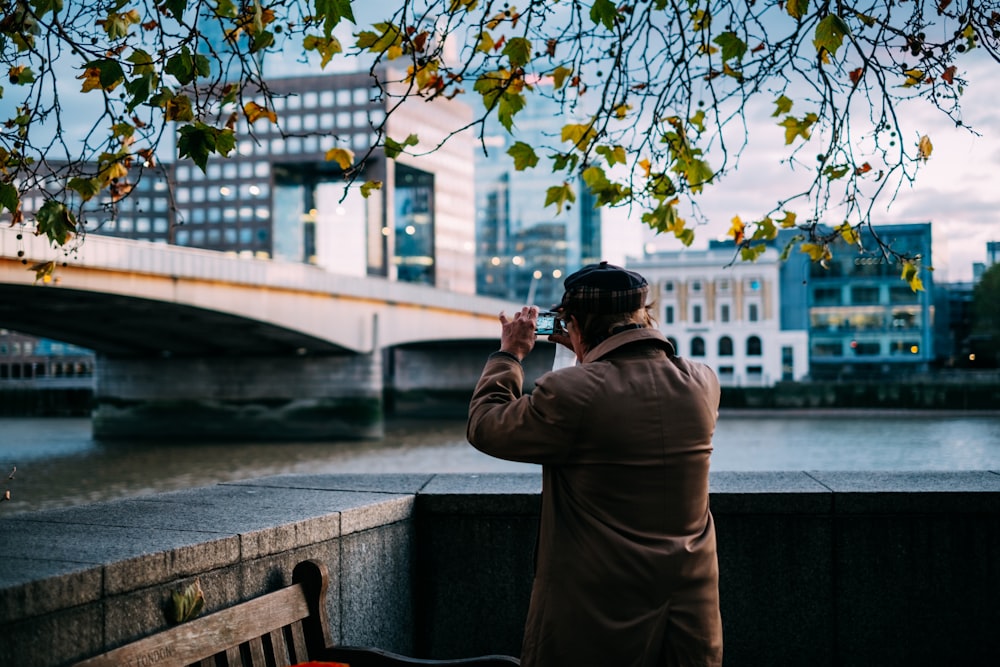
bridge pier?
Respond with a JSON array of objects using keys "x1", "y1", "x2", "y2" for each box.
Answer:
[{"x1": 92, "y1": 353, "x2": 384, "y2": 441}]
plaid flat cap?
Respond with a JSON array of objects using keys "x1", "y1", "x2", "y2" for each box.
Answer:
[{"x1": 558, "y1": 261, "x2": 649, "y2": 314}]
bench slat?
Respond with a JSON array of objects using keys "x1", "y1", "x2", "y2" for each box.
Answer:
[
  {"x1": 268, "y1": 628, "x2": 292, "y2": 667},
  {"x1": 75, "y1": 584, "x2": 311, "y2": 667}
]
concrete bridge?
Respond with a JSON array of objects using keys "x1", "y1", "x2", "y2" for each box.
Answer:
[{"x1": 0, "y1": 226, "x2": 530, "y2": 440}]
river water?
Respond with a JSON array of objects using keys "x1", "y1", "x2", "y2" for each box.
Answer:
[{"x1": 2, "y1": 410, "x2": 1000, "y2": 515}]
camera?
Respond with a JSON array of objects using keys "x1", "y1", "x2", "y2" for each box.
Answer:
[{"x1": 535, "y1": 311, "x2": 564, "y2": 336}]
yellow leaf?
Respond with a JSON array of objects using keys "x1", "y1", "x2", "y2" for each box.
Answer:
[
  {"x1": 387, "y1": 44, "x2": 403, "y2": 60},
  {"x1": 801, "y1": 242, "x2": 831, "y2": 262},
  {"x1": 901, "y1": 261, "x2": 925, "y2": 292},
  {"x1": 639, "y1": 158, "x2": 651, "y2": 177},
  {"x1": 837, "y1": 222, "x2": 859, "y2": 246},
  {"x1": 777, "y1": 210, "x2": 798, "y2": 228},
  {"x1": 918, "y1": 135, "x2": 933, "y2": 162},
  {"x1": 324, "y1": 147, "x2": 354, "y2": 169},
  {"x1": 244, "y1": 101, "x2": 277, "y2": 125},
  {"x1": 728, "y1": 216, "x2": 745, "y2": 243},
  {"x1": 78, "y1": 68, "x2": 104, "y2": 93}
]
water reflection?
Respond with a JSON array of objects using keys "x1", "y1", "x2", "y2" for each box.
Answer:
[{"x1": 2, "y1": 411, "x2": 999, "y2": 515}]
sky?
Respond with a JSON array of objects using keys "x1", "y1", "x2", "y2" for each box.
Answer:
[
  {"x1": 600, "y1": 58, "x2": 1000, "y2": 283},
  {"x1": 5, "y1": 2, "x2": 997, "y2": 284}
]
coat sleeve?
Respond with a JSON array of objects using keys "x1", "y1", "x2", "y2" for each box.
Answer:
[{"x1": 466, "y1": 353, "x2": 584, "y2": 464}]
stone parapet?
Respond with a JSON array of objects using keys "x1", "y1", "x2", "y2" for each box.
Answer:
[{"x1": 2, "y1": 472, "x2": 999, "y2": 667}]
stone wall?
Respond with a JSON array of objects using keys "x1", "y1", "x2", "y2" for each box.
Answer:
[{"x1": 2, "y1": 472, "x2": 999, "y2": 667}]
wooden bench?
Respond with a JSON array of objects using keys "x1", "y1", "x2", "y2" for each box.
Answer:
[{"x1": 74, "y1": 559, "x2": 520, "y2": 667}]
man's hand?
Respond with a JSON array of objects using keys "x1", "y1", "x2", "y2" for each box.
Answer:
[{"x1": 498, "y1": 306, "x2": 539, "y2": 362}]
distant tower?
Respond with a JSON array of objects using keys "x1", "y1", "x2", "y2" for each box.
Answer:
[{"x1": 474, "y1": 80, "x2": 601, "y2": 306}]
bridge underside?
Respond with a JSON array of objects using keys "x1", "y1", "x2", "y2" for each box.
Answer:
[{"x1": 0, "y1": 285, "x2": 349, "y2": 358}]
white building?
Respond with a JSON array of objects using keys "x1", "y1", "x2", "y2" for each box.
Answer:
[{"x1": 627, "y1": 245, "x2": 809, "y2": 386}]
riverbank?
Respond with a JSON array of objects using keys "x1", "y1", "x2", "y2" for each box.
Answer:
[{"x1": 4, "y1": 378, "x2": 1000, "y2": 418}]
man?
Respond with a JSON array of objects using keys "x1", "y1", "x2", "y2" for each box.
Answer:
[{"x1": 467, "y1": 261, "x2": 723, "y2": 667}]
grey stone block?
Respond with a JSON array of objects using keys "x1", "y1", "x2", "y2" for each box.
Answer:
[
  {"x1": 418, "y1": 473, "x2": 542, "y2": 514},
  {"x1": 709, "y1": 470, "x2": 833, "y2": 514},
  {"x1": 0, "y1": 516, "x2": 240, "y2": 594},
  {"x1": 0, "y1": 601, "x2": 104, "y2": 667},
  {"x1": 340, "y1": 520, "x2": 415, "y2": 654},
  {"x1": 226, "y1": 473, "x2": 436, "y2": 494},
  {"x1": 0, "y1": 557, "x2": 101, "y2": 624},
  {"x1": 809, "y1": 470, "x2": 1000, "y2": 513}
]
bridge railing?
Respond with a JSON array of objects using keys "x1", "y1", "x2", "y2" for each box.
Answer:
[{"x1": 1, "y1": 225, "x2": 517, "y2": 316}]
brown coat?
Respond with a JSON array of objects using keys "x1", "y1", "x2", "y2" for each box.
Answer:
[{"x1": 468, "y1": 328, "x2": 723, "y2": 667}]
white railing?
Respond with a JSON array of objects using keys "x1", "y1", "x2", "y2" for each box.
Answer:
[{"x1": 1, "y1": 225, "x2": 517, "y2": 317}]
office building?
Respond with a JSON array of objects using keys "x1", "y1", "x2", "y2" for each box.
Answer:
[
  {"x1": 475, "y1": 80, "x2": 601, "y2": 306},
  {"x1": 626, "y1": 245, "x2": 810, "y2": 386},
  {"x1": 779, "y1": 223, "x2": 936, "y2": 379},
  {"x1": 169, "y1": 70, "x2": 476, "y2": 293}
]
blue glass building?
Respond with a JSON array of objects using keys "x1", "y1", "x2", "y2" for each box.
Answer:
[{"x1": 779, "y1": 223, "x2": 935, "y2": 379}]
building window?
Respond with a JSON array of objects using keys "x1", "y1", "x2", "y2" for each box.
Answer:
[
  {"x1": 691, "y1": 337, "x2": 705, "y2": 357},
  {"x1": 692, "y1": 304, "x2": 702, "y2": 323},
  {"x1": 667, "y1": 337, "x2": 679, "y2": 353},
  {"x1": 851, "y1": 285, "x2": 881, "y2": 305},
  {"x1": 718, "y1": 336, "x2": 733, "y2": 357},
  {"x1": 665, "y1": 305, "x2": 674, "y2": 324},
  {"x1": 813, "y1": 287, "x2": 841, "y2": 306},
  {"x1": 720, "y1": 304, "x2": 730, "y2": 323},
  {"x1": 663, "y1": 281, "x2": 674, "y2": 292},
  {"x1": 691, "y1": 280, "x2": 702, "y2": 292},
  {"x1": 782, "y1": 346, "x2": 794, "y2": 381},
  {"x1": 748, "y1": 303, "x2": 759, "y2": 322},
  {"x1": 718, "y1": 366, "x2": 734, "y2": 377},
  {"x1": 747, "y1": 335, "x2": 762, "y2": 356}
]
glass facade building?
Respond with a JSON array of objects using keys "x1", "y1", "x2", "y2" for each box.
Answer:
[
  {"x1": 779, "y1": 223, "x2": 936, "y2": 379},
  {"x1": 474, "y1": 81, "x2": 601, "y2": 306}
]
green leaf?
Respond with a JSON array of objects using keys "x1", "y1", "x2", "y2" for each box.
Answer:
[
  {"x1": 595, "y1": 144, "x2": 627, "y2": 167},
  {"x1": 314, "y1": 0, "x2": 356, "y2": 38},
  {"x1": 590, "y1": 0, "x2": 617, "y2": 31},
  {"x1": 786, "y1": 0, "x2": 809, "y2": 20},
  {"x1": 823, "y1": 164, "x2": 849, "y2": 180},
  {"x1": 158, "y1": 0, "x2": 186, "y2": 21},
  {"x1": 740, "y1": 244, "x2": 767, "y2": 261},
  {"x1": 544, "y1": 182, "x2": 576, "y2": 214},
  {"x1": 683, "y1": 158, "x2": 714, "y2": 192},
  {"x1": 507, "y1": 141, "x2": 539, "y2": 170},
  {"x1": 0, "y1": 181, "x2": 19, "y2": 213},
  {"x1": 582, "y1": 165, "x2": 630, "y2": 206},
  {"x1": 713, "y1": 31, "x2": 747, "y2": 63},
  {"x1": 384, "y1": 133, "x2": 419, "y2": 159},
  {"x1": 68, "y1": 177, "x2": 102, "y2": 202},
  {"x1": 36, "y1": 200, "x2": 76, "y2": 245},
  {"x1": 497, "y1": 93, "x2": 525, "y2": 133},
  {"x1": 502, "y1": 37, "x2": 532, "y2": 68},
  {"x1": 84, "y1": 59, "x2": 126, "y2": 89},
  {"x1": 125, "y1": 74, "x2": 155, "y2": 112},
  {"x1": 752, "y1": 217, "x2": 778, "y2": 241},
  {"x1": 814, "y1": 14, "x2": 850, "y2": 57},
  {"x1": 177, "y1": 123, "x2": 235, "y2": 172},
  {"x1": 689, "y1": 109, "x2": 706, "y2": 133}
]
